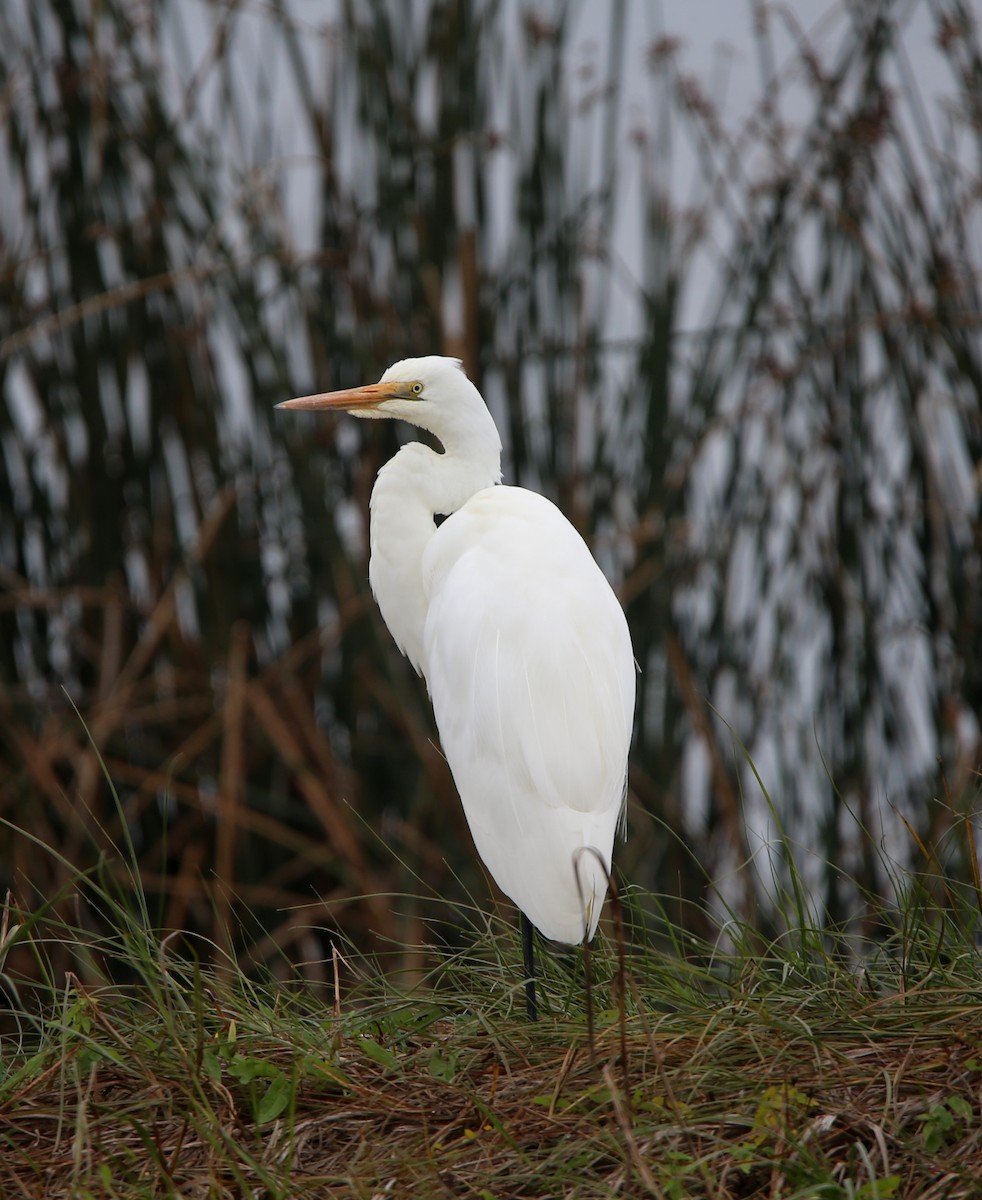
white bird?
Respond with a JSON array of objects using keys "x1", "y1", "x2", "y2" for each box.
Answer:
[{"x1": 279, "y1": 356, "x2": 635, "y2": 1018}]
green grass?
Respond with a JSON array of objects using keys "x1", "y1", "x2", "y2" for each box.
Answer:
[{"x1": 2, "y1": 831, "x2": 981, "y2": 1200}]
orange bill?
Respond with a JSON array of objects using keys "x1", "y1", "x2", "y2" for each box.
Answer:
[{"x1": 276, "y1": 380, "x2": 411, "y2": 412}]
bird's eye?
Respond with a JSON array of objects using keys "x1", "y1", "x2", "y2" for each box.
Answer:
[{"x1": 411, "y1": 382, "x2": 424, "y2": 396}]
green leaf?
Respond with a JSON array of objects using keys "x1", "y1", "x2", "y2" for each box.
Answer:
[
  {"x1": 257, "y1": 1073, "x2": 293, "y2": 1124},
  {"x1": 855, "y1": 1177, "x2": 901, "y2": 1200},
  {"x1": 358, "y1": 1038, "x2": 399, "y2": 1069},
  {"x1": 310, "y1": 1059, "x2": 353, "y2": 1090},
  {"x1": 228, "y1": 1055, "x2": 279, "y2": 1084},
  {"x1": 427, "y1": 1049, "x2": 458, "y2": 1081},
  {"x1": 202, "y1": 1047, "x2": 222, "y2": 1082}
]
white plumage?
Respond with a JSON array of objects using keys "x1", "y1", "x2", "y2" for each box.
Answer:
[{"x1": 279, "y1": 356, "x2": 635, "y2": 946}]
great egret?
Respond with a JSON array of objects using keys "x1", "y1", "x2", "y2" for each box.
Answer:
[{"x1": 279, "y1": 356, "x2": 635, "y2": 1018}]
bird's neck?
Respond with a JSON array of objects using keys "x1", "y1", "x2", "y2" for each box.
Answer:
[{"x1": 368, "y1": 440, "x2": 501, "y2": 674}]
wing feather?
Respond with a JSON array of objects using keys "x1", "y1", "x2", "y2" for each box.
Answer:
[{"x1": 421, "y1": 486, "x2": 635, "y2": 942}]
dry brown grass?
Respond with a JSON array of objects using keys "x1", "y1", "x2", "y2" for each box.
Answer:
[{"x1": 2, "y1": 923, "x2": 981, "y2": 1199}]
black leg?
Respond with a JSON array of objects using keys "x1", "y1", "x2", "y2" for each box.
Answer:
[
  {"x1": 520, "y1": 911, "x2": 538, "y2": 1021},
  {"x1": 582, "y1": 925, "x2": 595, "y2": 1059}
]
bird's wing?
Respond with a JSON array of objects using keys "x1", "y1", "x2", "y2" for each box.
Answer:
[{"x1": 420, "y1": 486, "x2": 635, "y2": 941}]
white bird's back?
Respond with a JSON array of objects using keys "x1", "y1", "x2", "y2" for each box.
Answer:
[{"x1": 422, "y1": 486, "x2": 635, "y2": 942}]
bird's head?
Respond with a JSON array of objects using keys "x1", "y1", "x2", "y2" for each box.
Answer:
[
  {"x1": 277, "y1": 352, "x2": 501, "y2": 465},
  {"x1": 277, "y1": 356, "x2": 501, "y2": 455},
  {"x1": 279, "y1": 352, "x2": 501, "y2": 484}
]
